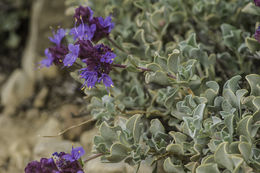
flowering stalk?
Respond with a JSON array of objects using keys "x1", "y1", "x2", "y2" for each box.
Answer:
[{"x1": 112, "y1": 64, "x2": 151, "y2": 72}]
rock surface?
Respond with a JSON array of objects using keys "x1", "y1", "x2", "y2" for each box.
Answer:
[
  {"x1": 80, "y1": 128, "x2": 99, "y2": 154},
  {"x1": 84, "y1": 158, "x2": 153, "y2": 173}
]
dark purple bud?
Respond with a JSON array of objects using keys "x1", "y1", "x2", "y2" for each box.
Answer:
[
  {"x1": 40, "y1": 158, "x2": 58, "y2": 172},
  {"x1": 76, "y1": 40, "x2": 96, "y2": 60},
  {"x1": 48, "y1": 45, "x2": 69, "y2": 65},
  {"x1": 24, "y1": 161, "x2": 42, "y2": 173},
  {"x1": 24, "y1": 158, "x2": 58, "y2": 173},
  {"x1": 74, "y1": 6, "x2": 94, "y2": 24},
  {"x1": 255, "y1": 0, "x2": 260, "y2": 6}
]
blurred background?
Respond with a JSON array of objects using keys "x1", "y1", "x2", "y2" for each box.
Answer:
[{"x1": 0, "y1": 0, "x2": 108, "y2": 172}]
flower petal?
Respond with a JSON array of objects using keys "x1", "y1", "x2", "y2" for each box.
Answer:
[
  {"x1": 63, "y1": 44, "x2": 79, "y2": 66},
  {"x1": 49, "y1": 28, "x2": 66, "y2": 45}
]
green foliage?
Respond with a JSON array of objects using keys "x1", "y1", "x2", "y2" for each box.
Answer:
[{"x1": 66, "y1": 0, "x2": 260, "y2": 172}]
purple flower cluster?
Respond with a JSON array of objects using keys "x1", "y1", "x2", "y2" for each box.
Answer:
[
  {"x1": 255, "y1": 0, "x2": 260, "y2": 6},
  {"x1": 40, "y1": 6, "x2": 116, "y2": 90},
  {"x1": 25, "y1": 147, "x2": 85, "y2": 173}
]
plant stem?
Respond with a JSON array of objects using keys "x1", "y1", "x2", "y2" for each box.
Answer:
[
  {"x1": 135, "y1": 163, "x2": 141, "y2": 173},
  {"x1": 107, "y1": 36, "x2": 129, "y2": 54},
  {"x1": 112, "y1": 64, "x2": 151, "y2": 72},
  {"x1": 112, "y1": 64, "x2": 176, "y2": 79},
  {"x1": 84, "y1": 153, "x2": 103, "y2": 163}
]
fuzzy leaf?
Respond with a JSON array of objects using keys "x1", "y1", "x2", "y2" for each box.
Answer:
[
  {"x1": 145, "y1": 70, "x2": 170, "y2": 85},
  {"x1": 196, "y1": 163, "x2": 220, "y2": 173},
  {"x1": 237, "y1": 116, "x2": 253, "y2": 139},
  {"x1": 106, "y1": 143, "x2": 130, "y2": 162},
  {"x1": 245, "y1": 37, "x2": 260, "y2": 53},
  {"x1": 242, "y1": 2, "x2": 260, "y2": 16},
  {"x1": 167, "y1": 49, "x2": 180, "y2": 74},
  {"x1": 246, "y1": 74, "x2": 260, "y2": 96},
  {"x1": 150, "y1": 119, "x2": 165, "y2": 135},
  {"x1": 166, "y1": 144, "x2": 184, "y2": 155},
  {"x1": 163, "y1": 157, "x2": 185, "y2": 173},
  {"x1": 214, "y1": 142, "x2": 233, "y2": 170},
  {"x1": 238, "y1": 142, "x2": 252, "y2": 161},
  {"x1": 100, "y1": 122, "x2": 118, "y2": 142}
]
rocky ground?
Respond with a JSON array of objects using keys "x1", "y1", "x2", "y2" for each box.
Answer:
[{"x1": 0, "y1": 0, "x2": 154, "y2": 172}]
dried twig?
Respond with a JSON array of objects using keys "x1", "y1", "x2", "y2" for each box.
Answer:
[{"x1": 41, "y1": 118, "x2": 96, "y2": 138}]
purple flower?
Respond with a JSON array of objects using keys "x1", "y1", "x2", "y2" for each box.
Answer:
[
  {"x1": 80, "y1": 69, "x2": 99, "y2": 89},
  {"x1": 75, "y1": 41, "x2": 115, "y2": 90},
  {"x1": 63, "y1": 44, "x2": 80, "y2": 67},
  {"x1": 63, "y1": 146, "x2": 85, "y2": 162},
  {"x1": 255, "y1": 0, "x2": 260, "y2": 6},
  {"x1": 98, "y1": 16, "x2": 115, "y2": 33},
  {"x1": 74, "y1": 6, "x2": 94, "y2": 25},
  {"x1": 53, "y1": 151, "x2": 84, "y2": 173},
  {"x1": 39, "y1": 27, "x2": 68, "y2": 68},
  {"x1": 72, "y1": 6, "x2": 115, "y2": 42},
  {"x1": 49, "y1": 28, "x2": 66, "y2": 46},
  {"x1": 101, "y1": 52, "x2": 116, "y2": 64},
  {"x1": 90, "y1": 16, "x2": 115, "y2": 42},
  {"x1": 255, "y1": 26, "x2": 260, "y2": 43},
  {"x1": 70, "y1": 23, "x2": 96, "y2": 41},
  {"x1": 40, "y1": 48, "x2": 54, "y2": 67},
  {"x1": 99, "y1": 73, "x2": 114, "y2": 88}
]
